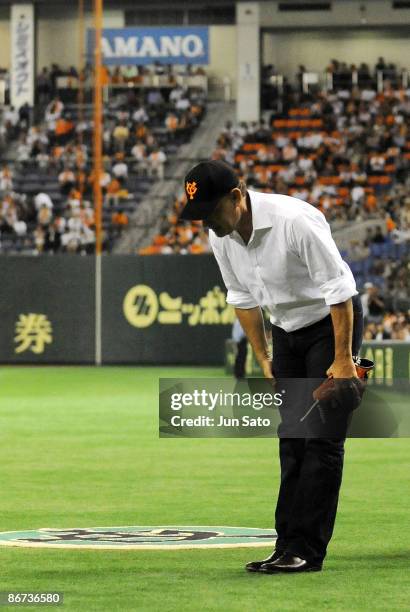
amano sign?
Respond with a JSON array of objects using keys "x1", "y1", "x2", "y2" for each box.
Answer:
[{"x1": 87, "y1": 27, "x2": 209, "y2": 65}]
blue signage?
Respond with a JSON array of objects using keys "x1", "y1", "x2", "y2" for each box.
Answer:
[{"x1": 87, "y1": 27, "x2": 209, "y2": 66}]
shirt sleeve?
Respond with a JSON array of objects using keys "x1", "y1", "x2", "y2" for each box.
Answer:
[
  {"x1": 209, "y1": 233, "x2": 258, "y2": 309},
  {"x1": 289, "y1": 212, "x2": 358, "y2": 305}
]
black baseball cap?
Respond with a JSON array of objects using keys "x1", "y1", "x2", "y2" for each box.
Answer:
[{"x1": 180, "y1": 160, "x2": 240, "y2": 220}]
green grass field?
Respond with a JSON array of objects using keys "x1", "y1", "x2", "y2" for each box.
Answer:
[{"x1": 1, "y1": 367, "x2": 409, "y2": 611}]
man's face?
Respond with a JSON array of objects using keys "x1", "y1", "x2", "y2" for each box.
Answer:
[{"x1": 203, "y1": 189, "x2": 241, "y2": 237}]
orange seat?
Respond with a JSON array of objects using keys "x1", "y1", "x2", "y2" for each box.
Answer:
[
  {"x1": 368, "y1": 175, "x2": 391, "y2": 185},
  {"x1": 289, "y1": 108, "x2": 311, "y2": 117},
  {"x1": 190, "y1": 244, "x2": 205, "y2": 254},
  {"x1": 318, "y1": 176, "x2": 341, "y2": 185},
  {"x1": 294, "y1": 176, "x2": 306, "y2": 185},
  {"x1": 386, "y1": 217, "x2": 396, "y2": 232},
  {"x1": 338, "y1": 188, "x2": 349, "y2": 198},
  {"x1": 367, "y1": 176, "x2": 379, "y2": 185},
  {"x1": 289, "y1": 131, "x2": 303, "y2": 140},
  {"x1": 268, "y1": 164, "x2": 285, "y2": 173},
  {"x1": 139, "y1": 245, "x2": 161, "y2": 255},
  {"x1": 153, "y1": 235, "x2": 167, "y2": 246},
  {"x1": 366, "y1": 194, "x2": 377, "y2": 210},
  {"x1": 243, "y1": 143, "x2": 260, "y2": 151}
]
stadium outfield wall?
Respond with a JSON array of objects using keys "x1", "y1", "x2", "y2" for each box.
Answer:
[
  {"x1": 0, "y1": 255, "x2": 233, "y2": 365},
  {"x1": 2, "y1": 255, "x2": 409, "y2": 372}
]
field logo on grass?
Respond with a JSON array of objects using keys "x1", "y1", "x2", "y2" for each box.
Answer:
[{"x1": 0, "y1": 526, "x2": 276, "y2": 550}]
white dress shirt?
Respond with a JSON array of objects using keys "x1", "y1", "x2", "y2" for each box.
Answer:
[{"x1": 209, "y1": 190, "x2": 357, "y2": 332}]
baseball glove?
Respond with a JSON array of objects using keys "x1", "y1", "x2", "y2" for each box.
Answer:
[{"x1": 313, "y1": 377, "x2": 366, "y2": 414}]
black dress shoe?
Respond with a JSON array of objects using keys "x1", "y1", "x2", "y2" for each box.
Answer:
[
  {"x1": 245, "y1": 550, "x2": 282, "y2": 572},
  {"x1": 260, "y1": 553, "x2": 322, "y2": 573}
]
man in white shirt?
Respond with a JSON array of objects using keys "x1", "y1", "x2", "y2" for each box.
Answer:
[
  {"x1": 175, "y1": 96, "x2": 190, "y2": 111},
  {"x1": 4, "y1": 106, "x2": 19, "y2": 127},
  {"x1": 132, "y1": 106, "x2": 149, "y2": 124},
  {"x1": 112, "y1": 159, "x2": 128, "y2": 180},
  {"x1": 34, "y1": 192, "x2": 53, "y2": 211},
  {"x1": 148, "y1": 148, "x2": 167, "y2": 180},
  {"x1": 180, "y1": 160, "x2": 364, "y2": 574}
]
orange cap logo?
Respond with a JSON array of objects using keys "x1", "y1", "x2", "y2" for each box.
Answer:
[{"x1": 186, "y1": 181, "x2": 198, "y2": 200}]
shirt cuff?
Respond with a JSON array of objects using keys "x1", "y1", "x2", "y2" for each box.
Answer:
[
  {"x1": 320, "y1": 277, "x2": 358, "y2": 306},
  {"x1": 226, "y1": 290, "x2": 259, "y2": 309}
]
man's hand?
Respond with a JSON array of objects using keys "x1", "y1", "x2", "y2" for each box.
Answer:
[
  {"x1": 234, "y1": 307, "x2": 274, "y2": 381},
  {"x1": 326, "y1": 358, "x2": 358, "y2": 379},
  {"x1": 313, "y1": 374, "x2": 365, "y2": 413}
]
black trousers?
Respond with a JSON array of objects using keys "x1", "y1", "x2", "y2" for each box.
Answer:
[{"x1": 271, "y1": 296, "x2": 363, "y2": 565}]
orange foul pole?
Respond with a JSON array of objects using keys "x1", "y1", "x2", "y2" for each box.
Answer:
[
  {"x1": 93, "y1": 0, "x2": 103, "y2": 256},
  {"x1": 93, "y1": 0, "x2": 103, "y2": 365},
  {"x1": 78, "y1": 0, "x2": 85, "y2": 119},
  {"x1": 77, "y1": 0, "x2": 85, "y2": 204}
]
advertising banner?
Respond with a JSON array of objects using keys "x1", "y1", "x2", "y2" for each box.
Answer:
[
  {"x1": 10, "y1": 3, "x2": 35, "y2": 108},
  {"x1": 0, "y1": 256, "x2": 233, "y2": 364},
  {"x1": 102, "y1": 255, "x2": 233, "y2": 364},
  {"x1": 87, "y1": 27, "x2": 209, "y2": 66},
  {"x1": 0, "y1": 256, "x2": 95, "y2": 363}
]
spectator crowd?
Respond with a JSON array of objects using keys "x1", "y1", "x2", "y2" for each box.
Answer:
[
  {"x1": 35, "y1": 62, "x2": 207, "y2": 105},
  {"x1": 0, "y1": 78, "x2": 206, "y2": 253}
]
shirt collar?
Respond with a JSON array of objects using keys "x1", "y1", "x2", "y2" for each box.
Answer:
[
  {"x1": 248, "y1": 189, "x2": 274, "y2": 231},
  {"x1": 229, "y1": 189, "x2": 273, "y2": 243}
]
